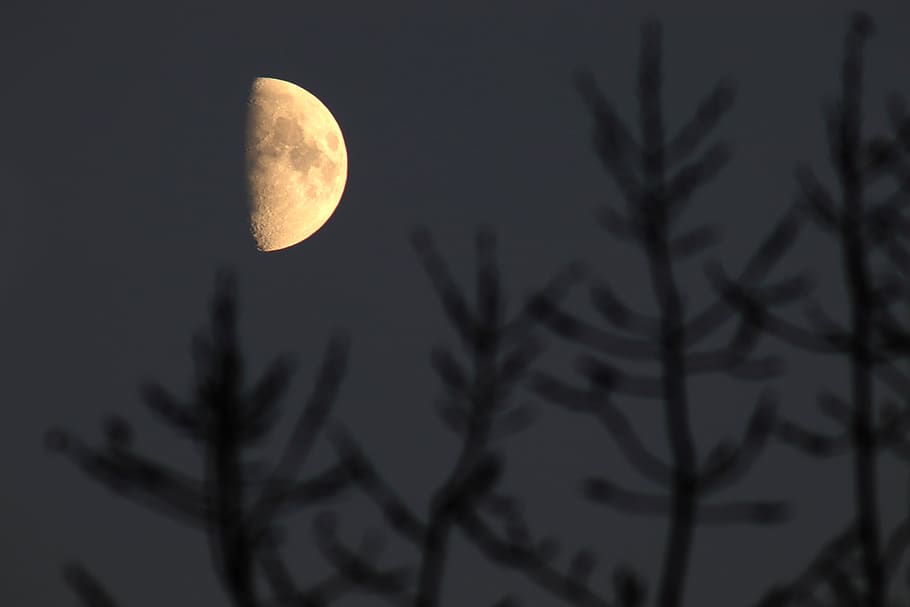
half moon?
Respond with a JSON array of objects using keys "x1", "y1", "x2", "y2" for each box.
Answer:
[{"x1": 245, "y1": 77, "x2": 348, "y2": 251}]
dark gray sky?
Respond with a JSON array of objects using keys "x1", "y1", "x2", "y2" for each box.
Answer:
[{"x1": 3, "y1": 2, "x2": 910, "y2": 606}]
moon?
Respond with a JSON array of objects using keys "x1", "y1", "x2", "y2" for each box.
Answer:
[{"x1": 245, "y1": 77, "x2": 348, "y2": 251}]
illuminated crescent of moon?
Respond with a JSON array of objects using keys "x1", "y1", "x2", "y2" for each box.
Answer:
[{"x1": 245, "y1": 77, "x2": 348, "y2": 251}]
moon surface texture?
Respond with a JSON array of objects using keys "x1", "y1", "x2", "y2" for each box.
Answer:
[{"x1": 245, "y1": 77, "x2": 348, "y2": 251}]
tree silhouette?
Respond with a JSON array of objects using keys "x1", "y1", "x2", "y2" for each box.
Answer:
[
  {"x1": 47, "y1": 270, "x2": 354, "y2": 607},
  {"x1": 707, "y1": 12, "x2": 910, "y2": 607},
  {"x1": 317, "y1": 229, "x2": 625, "y2": 606},
  {"x1": 43, "y1": 10, "x2": 910, "y2": 607},
  {"x1": 528, "y1": 17, "x2": 805, "y2": 607}
]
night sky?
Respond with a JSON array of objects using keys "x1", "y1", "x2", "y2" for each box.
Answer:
[{"x1": 3, "y1": 2, "x2": 910, "y2": 606}]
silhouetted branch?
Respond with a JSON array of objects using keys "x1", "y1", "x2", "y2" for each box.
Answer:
[
  {"x1": 271, "y1": 336, "x2": 349, "y2": 485},
  {"x1": 696, "y1": 390, "x2": 778, "y2": 494},
  {"x1": 532, "y1": 374, "x2": 672, "y2": 486},
  {"x1": 612, "y1": 565, "x2": 647, "y2": 607},
  {"x1": 682, "y1": 317, "x2": 765, "y2": 375},
  {"x1": 826, "y1": 570, "x2": 863, "y2": 607},
  {"x1": 773, "y1": 419, "x2": 852, "y2": 457},
  {"x1": 504, "y1": 261, "x2": 587, "y2": 343},
  {"x1": 666, "y1": 80, "x2": 736, "y2": 164},
  {"x1": 589, "y1": 281, "x2": 661, "y2": 335},
  {"x1": 668, "y1": 224, "x2": 721, "y2": 260},
  {"x1": 313, "y1": 514, "x2": 413, "y2": 606},
  {"x1": 243, "y1": 354, "x2": 297, "y2": 443},
  {"x1": 256, "y1": 532, "x2": 351, "y2": 607},
  {"x1": 585, "y1": 477, "x2": 786, "y2": 524},
  {"x1": 583, "y1": 476, "x2": 671, "y2": 516},
  {"x1": 139, "y1": 382, "x2": 206, "y2": 442},
  {"x1": 63, "y1": 563, "x2": 121, "y2": 607},
  {"x1": 796, "y1": 165, "x2": 840, "y2": 232},
  {"x1": 883, "y1": 513, "x2": 910, "y2": 584},
  {"x1": 875, "y1": 401, "x2": 910, "y2": 463},
  {"x1": 529, "y1": 297, "x2": 660, "y2": 359},
  {"x1": 45, "y1": 431, "x2": 209, "y2": 525},
  {"x1": 252, "y1": 463, "x2": 355, "y2": 520},
  {"x1": 665, "y1": 143, "x2": 731, "y2": 216},
  {"x1": 574, "y1": 355, "x2": 664, "y2": 398},
  {"x1": 260, "y1": 574, "x2": 350, "y2": 607},
  {"x1": 751, "y1": 524, "x2": 859, "y2": 607},
  {"x1": 256, "y1": 530, "x2": 354, "y2": 607},
  {"x1": 457, "y1": 509, "x2": 616, "y2": 607},
  {"x1": 575, "y1": 71, "x2": 644, "y2": 208},
  {"x1": 410, "y1": 230, "x2": 476, "y2": 350},
  {"x1": 249, "y1": 334, "x2": 350, "y2": 541},
  {"x1": 330, "y1": 428, "x2": 426, "y2": 543},
  {"x1": 875, "y1": 363, "x2": 910, "y2": 399},
  {"x1": 706, "y1": 264, "x2": 842, "y2": 354},
  {"x1": 695, "y1": 501, "x2": 788, "y2": 525}
]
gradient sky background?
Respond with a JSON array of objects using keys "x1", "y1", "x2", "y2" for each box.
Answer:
[{"x1": 3, "y1": 1, "x2": 910, "y2": 606}]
